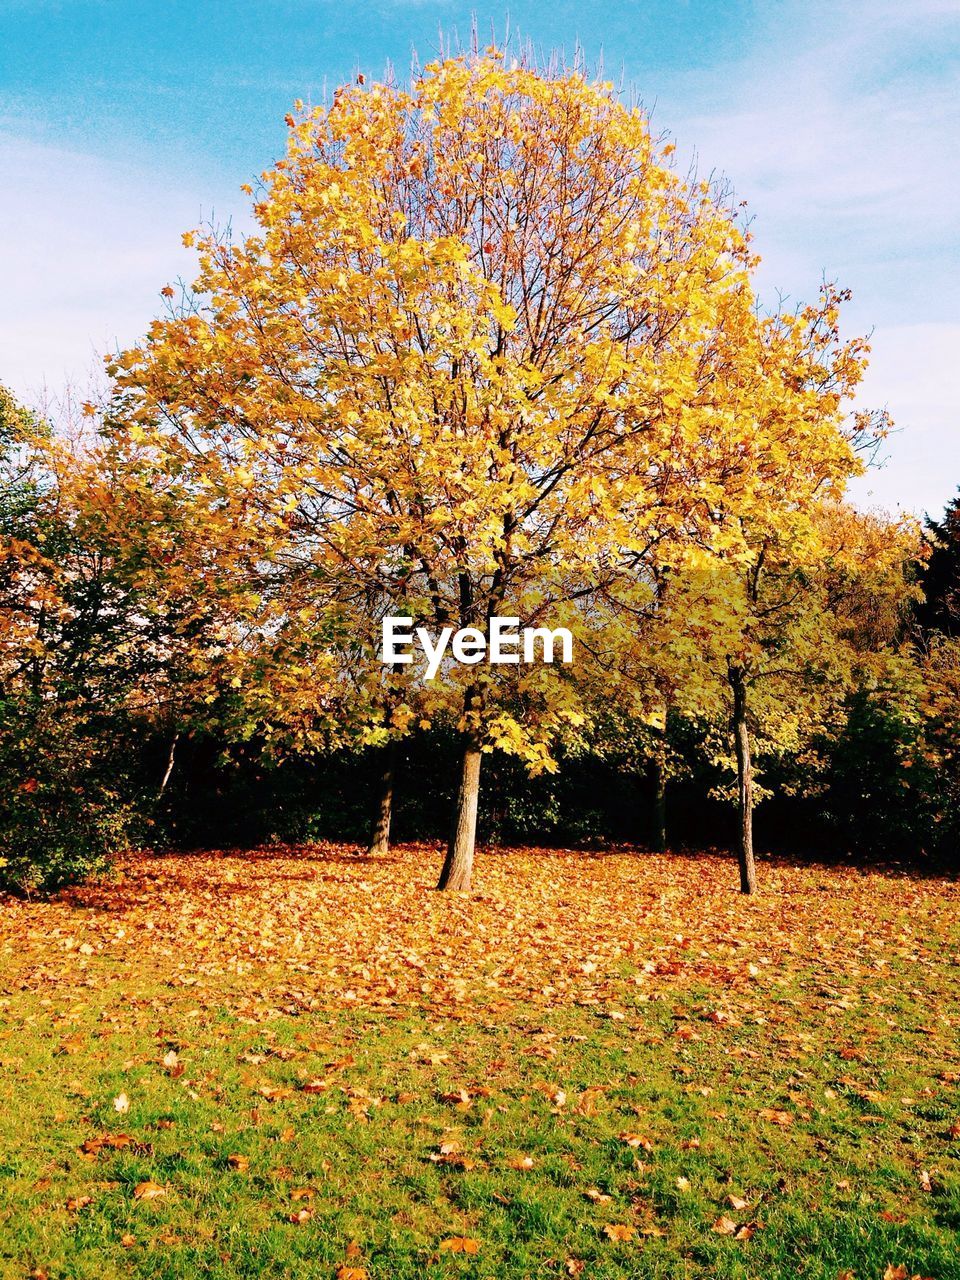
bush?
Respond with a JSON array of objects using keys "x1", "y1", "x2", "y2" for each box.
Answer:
[{"x1": 0, "y1": 699, "x2": 137, "y2": 894}]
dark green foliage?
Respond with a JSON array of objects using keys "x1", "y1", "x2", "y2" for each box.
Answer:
[
  {"x1": 918, "y1": 488, "x2": 960, "y2": 637},
  {"x1": 0, "y1": 699, "x2": 138, "y2": 893},
  {"x1": 817, "y1": 690, "x2": 939, "y2": 860}
]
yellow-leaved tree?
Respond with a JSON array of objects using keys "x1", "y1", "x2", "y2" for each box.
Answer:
[{"x1": 107, "y1": 51, "x2": 896, "y2": 892}]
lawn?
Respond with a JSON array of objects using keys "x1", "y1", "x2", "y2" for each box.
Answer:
[{"x1": 0, "y1": 844, "x2": 958, "y2": 1279}]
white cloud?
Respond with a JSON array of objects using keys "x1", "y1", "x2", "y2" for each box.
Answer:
[
  {"x1": 849, "y1": 322, "x2": 960, "y2": 518},
  {"x1": 0, "y1": 135, "x2": 237, "y2": 403},
  {"x1": 653, "y1": 0, "x2": 960, "y2": 517},
  {"x1": 662, "y1": 3, "x2": 960, "y2": 267}
]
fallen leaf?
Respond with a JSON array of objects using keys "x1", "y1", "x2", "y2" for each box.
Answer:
[
  {"x1": 712, "y1": 1215, "x2": 738, "y2": 1235},
  {"x1": 439, "y1": 1236, "x2": 480, "y2": 1253},
  {"x1": 133, "y1": 1181, "x2": 166, "y2": 1202},
  {"x1": 619, "y1": 1132, "x2": 654, "y2": 1151},
  {"x1": 113, "y1": 1092, "x2": 130, "y2": 1114},
  {"x1": 602, "y1": 1224, "x2": 636, "y2": 1242},
  {"x1": 759, "y1": 1108, "x2": 794, "y2": 1127},
  {"x1": 258, "y1": 1085, "x2": 294, "y2": 1101},
  {"x1": 439, "y1": 1088, "x2": 472, "y2": 1105},
  {"x1": 80, "y1": 1133, "x2": 135, "y2": 1156}
]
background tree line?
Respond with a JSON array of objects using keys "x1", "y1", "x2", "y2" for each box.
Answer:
[{"x1": 1, "y1": 53, "x2": 957, "y2": 895}]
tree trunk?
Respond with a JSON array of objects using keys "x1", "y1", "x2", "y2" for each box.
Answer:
[
  {"x1": 730, "y1": 668, "x2": 758, "y2": 895},
  {"x1": 366, "y1": 739, "x2": 396, "y2": 857},
  {"x1": 652, "y1": 754, "x2": 667, "y2": 853},
  {"x1": 437, "y1": 737, "x2": 482, "y2": 892},
  {"x1": 157, "y1": 732, "x2": 179, "y2": 803}
]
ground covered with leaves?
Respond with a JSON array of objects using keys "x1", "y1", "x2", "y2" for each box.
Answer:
[{"x1": 0, "y1": 844, "x2": 958, "y2": 1279}]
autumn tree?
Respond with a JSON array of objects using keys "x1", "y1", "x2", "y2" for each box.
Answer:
[
  {"x1": 0, "y1": 389, "x2": 158, "y2": 888},
  {"x1": 686, "y1": 502, "x2": 918, "y2": 892},
  {"x1": 572, "y1": 267, "x2": 907, "y2": 889},
  {"x1": 109, "y1": 50, "x2": 912, "y2": 893},
  {"x1": 0, "y1": 380, "x2": 303, "y2": 888}
]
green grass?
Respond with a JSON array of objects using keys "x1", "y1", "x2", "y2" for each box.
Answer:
[{"x1": 0, "y1": 846, "x2": 958, "y2": 1278}]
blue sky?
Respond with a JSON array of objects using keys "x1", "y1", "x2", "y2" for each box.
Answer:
[{"x1": 1, "y1": 0, "x2": 958, "y2": 516}]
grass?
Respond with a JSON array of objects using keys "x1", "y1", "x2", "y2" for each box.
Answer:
[{"x1": 0, "y1": 843, "x2": 958, "y2": 1278}]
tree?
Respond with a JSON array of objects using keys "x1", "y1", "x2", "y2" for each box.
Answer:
[
  {"x1": 703, "y1": 502, "x2": 917, "y2": 892},
  {"x1": 0, "y1": 381, "x2": 297, "y2": 889},
  {"x1": 0, "y1": 388, "x2": 149, "y2": 889},
  {"x1": 110, "y1": 51, "x2": 899, "y2": 893},
  {"x1": 918, "y1": 634, "x2": 960, "y2": 859},
  {"x1": 918, "y1": 489, "x2": 960, "y2": 636}
]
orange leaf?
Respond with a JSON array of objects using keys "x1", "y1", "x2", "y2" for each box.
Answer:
[
  {"x1": 618, "y1": 1132, "x2": 654, "y2": 1151},
  {"x1": 602, "y1": 1224, "x2": 636, "y2": 1242},
  {"x1": 133, "y1": 1181, "x2": 166, "y2": 1202},
  {"x1": 439, "y1": 1237, "x2": 480, "y2": 1254},
  {"x1": 759, "y1": 1108, "x2": 793, "y2": 1126}
]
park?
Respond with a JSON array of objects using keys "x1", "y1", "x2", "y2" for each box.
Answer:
[{"x1": 1, "y1": 13, "x2": 958, "y2": 1280}]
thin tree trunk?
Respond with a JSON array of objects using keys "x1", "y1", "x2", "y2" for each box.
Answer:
[
  {"x1": 366, "y1": 739, "x2": 397, "y2": 857},
  {"x1": 730, "y1": 668, "x2": 757, "y2": 895},
  {"x1": 437, "y1": 736, "x2": 482, "y2": 891},
  {"x1": 157, "y1": 732, "x2": 179, "y2": 803},
  {"x1": 652, "y1": 754, "x2": 667, "y2": 853}
]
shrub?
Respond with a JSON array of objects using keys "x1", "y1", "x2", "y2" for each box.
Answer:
[{"x1": 0, "y1": 699, "x2": 136, "y2": 894}]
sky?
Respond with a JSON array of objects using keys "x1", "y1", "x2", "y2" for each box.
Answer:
[{"x1": 1, "y1": 0, "x2": 958, "y2": 518}]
